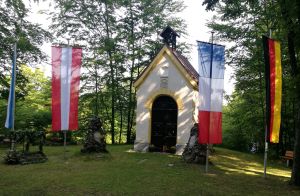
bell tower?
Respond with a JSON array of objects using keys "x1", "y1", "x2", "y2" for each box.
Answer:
[{"x1": 160, "y1": 26, "x2": 179, "y2": 50}]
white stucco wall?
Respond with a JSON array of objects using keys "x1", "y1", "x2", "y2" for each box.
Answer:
[{"x1": 135, "y1": 52, "x2": 198, "y2": 153}]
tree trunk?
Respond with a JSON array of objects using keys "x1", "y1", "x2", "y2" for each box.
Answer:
[
  {"x1": 126, "y1": 3, "x2": 136, "y2": 144},
  {"x1": 109, "y1": 52, "x2": 115, "y2": 144},
  {"x1": 104, "y1": 1, "x2": 115, "y2": 144},
  {"x1": 95, "y1": 62, "x2": 99, "y2": 116},
  {"x1": 291, "y1": 101, "x2": 300, "y2": 185},
  {"x1": 119, "y1": 104, "x2": 123, "y2": 144},
  {"x1": 279, "y1": 0, "x2": 300, "y2": 186},
  {"x1": 126, "y1": 68, "x2": 134, "y2": 144},
  {"x1": 291, "y1": 0, "x2": 300, "y2": 184},
  {"x1": 259, "y1": 65, "x2": 266, "y2": 145},
  {"x1": 292, "y1": 99, "x2": 296, "y2": 148},
  {"x1": 288, "y1": 26, "x2": 300, "y2": 187}
]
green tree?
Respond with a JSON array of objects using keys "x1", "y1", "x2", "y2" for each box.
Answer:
[
  {"x1": 202, "y1": 1, "x2": 274, "y2": 152},
  {"x1": 119, "y1": 0, "x2": 187, "y2": 143},
  {"x1": 278, "y1": 0, "x2": 300, "y2": 186},
  {"x1": 0, "y1": 0, "x2": 51, "y2": 92},
  {"x1": 0, "y1": 65, "x2": 51, "y2": 133},
  {"x1": 0, "y1": 0, "x2": 51, "y2": 134},
  {"x1": 50, "y1": 0, "x2": 187, "y2": 144},
  {"x1": 202, "y1": 0, "x2": 300, "y2": 186}
]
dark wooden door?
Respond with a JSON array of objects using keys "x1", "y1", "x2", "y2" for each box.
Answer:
[{"x1": 151, "y1": 96, "x2": 177, "y2": 149}]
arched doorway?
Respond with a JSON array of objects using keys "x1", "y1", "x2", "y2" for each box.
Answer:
[{"x1": 151, "y1": 96, "x2": 177, "y2": 152}]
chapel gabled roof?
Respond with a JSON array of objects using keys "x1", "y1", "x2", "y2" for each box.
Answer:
[
  {"x1": 134, "y1": 45, "x2": 199, "y2": 89},
  {"x1": 172, "y1": 49, "x2": 199, "y2": 81}
]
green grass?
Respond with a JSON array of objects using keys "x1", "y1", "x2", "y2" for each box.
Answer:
[{"x1": 0, "y1": 145, "x2": 299, "y2": 195}]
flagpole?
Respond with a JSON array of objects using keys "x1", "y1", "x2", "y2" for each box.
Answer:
[
  {"x1": 263, "y1": 29, "x2": 272, "y2": 178},
  {"x1": 10, "y1": 43, "x2": 17, "y2": 151},
  {"x1": 263, "y1": 127, "x2": 268, "y2": 178},
  {"x1": 63, "y1": 130, "x2": 67, "y2": 159},
  {"x1": 205, "y1": 144, "x2": 209, "y2": 172},
  {"x1": 64, "y1": 37, "x2": 70, "y2": 161},
  {"x1": 205, "y1": 31, "x2": 214, "y2": 173}
]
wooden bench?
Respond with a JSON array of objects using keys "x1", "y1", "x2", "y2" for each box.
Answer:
[{"x1": 281, "y1": 151, "x2": 294, "y2": 167}]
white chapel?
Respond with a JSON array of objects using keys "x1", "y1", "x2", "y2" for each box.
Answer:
[{"x1": 133, "y1": 27, "x2": 200, "y2": 155}]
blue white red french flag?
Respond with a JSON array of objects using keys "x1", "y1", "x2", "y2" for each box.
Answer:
[
  {"x1": 197, "y1": 41, "x2": 225, "y2": 144},
  {"x1": 51, "y1": 46, "x2": 82, "y2": 131}
]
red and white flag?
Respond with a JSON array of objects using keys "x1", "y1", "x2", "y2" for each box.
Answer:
[
  {"x1": 197, "y1": 41, "x2": 225, "y2": 144},
  {"x1": 51, "y1": 46, "x2": 82, "y2": 131}
]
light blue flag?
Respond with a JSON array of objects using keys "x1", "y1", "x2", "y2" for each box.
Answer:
[{"x1": 5, "y1": 44, "x2": 17, "y2": 129}]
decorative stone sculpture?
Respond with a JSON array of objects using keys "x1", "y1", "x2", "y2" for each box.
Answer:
[
  {"x1": 81, "y1": 116, "x2": 107, "y2": 153},
  {"x1": 182, "y1": 123, "x2": 207, "y2": 164}
]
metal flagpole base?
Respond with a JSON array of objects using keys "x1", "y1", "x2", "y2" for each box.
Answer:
[
  {"x1": 10, "y1": 131, "x2": 16, "y2": 151},
  {"x1": 263, "y1": 142, "x2": 268, "y2": 178},
  {"x1": 10, "y1": 140, "x2": 15, "y2": 151},
  {"x1": 64, "y1": 130, "x2": 67, "y2": 160}
]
